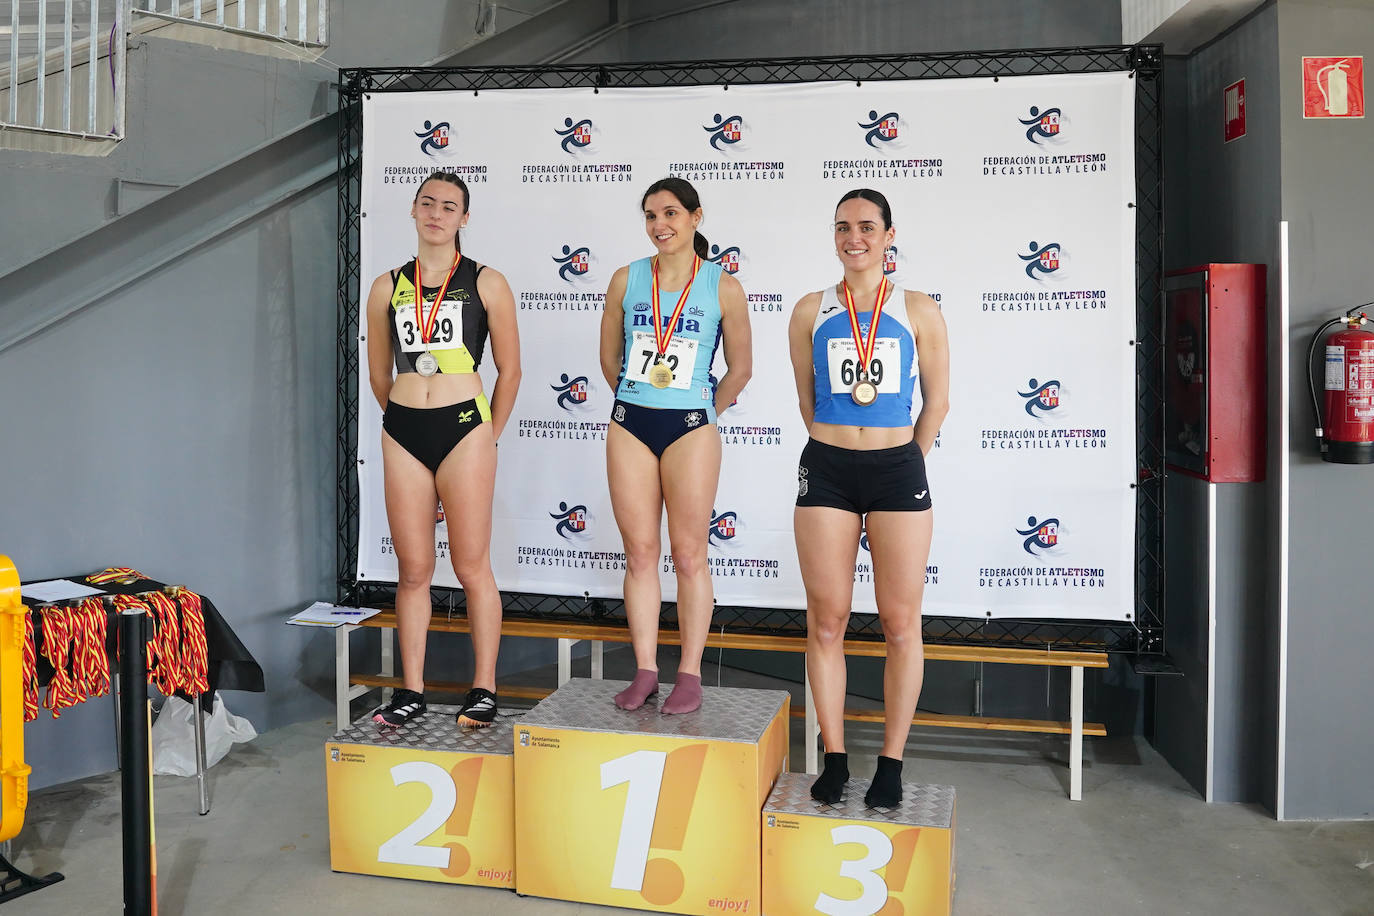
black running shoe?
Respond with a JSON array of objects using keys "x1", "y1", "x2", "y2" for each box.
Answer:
[
  {"x1": 372, "y1": 688, "x2": 426, "y2": 727},
  {"x1": 455, "y1": 687, "x2": 497, "y2": 727}
]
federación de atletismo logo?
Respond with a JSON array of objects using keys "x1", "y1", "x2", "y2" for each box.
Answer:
[
  {"x1": 550, "y1": 501, "x2": 591, "y2": 539},
  {"x1": 1018, "y1": 240, "x2": 1062, "y2": 279},
  {"x1": 704, "y1": 113, "x2": 743, "y2": 150},
  {"x1": 1018, "y1": 378, "x2": 1061, "y2": 417},
  {"x1": 415, "y1": 119, "x2": 453, "y2": 157},
  {"x1": 1017, "y1": 515, "x2": 1061, "y2": 556},
  {"x1": 555, "y1": 117, "x2": 593, "y2": 153},
  {"x1": 883, "y1": 245, "x2": 899, "y2": 276},
  {"x1": 553, "y1": 244, "x2": 592, "y2": 281},
  {"x1": 551, "y1": 372, "x2": 591, "y2": 411},
  {"x1": 708, "y1": 243, "x2": 742, "y2": 274},
  {"x1": 858, "y1": 110, "x2": 900, "y2": 148},
  {"x1": 708, "y1": 509, "x2": 739, "y2": 546},
  {"x1": 1019, "y1": 105, "x2": 1064, "y2": 144}
]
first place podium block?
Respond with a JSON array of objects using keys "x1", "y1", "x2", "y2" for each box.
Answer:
[
  {"x1": 326, "y1": 708, "x2": 515, "y2": 888},
  {"x1": 762, "y1": 772, "x2": 956, "y2": 916},
  {"x1": 514, "y1": 678, "x2": 790, "y2": 914}
]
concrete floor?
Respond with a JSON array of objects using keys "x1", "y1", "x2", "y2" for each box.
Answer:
[{"x1": 5, "y1": 650, "x2": 1373, "y2": 916}]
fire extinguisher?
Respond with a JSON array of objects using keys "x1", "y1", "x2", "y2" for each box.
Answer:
[{"x1": 1307, "y1": 303, "x2": 1374, "y2": 463}]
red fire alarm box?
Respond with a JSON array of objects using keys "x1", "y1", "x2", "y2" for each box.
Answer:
[{"x1": 1163, "y1": 264, "x2": 1267, "y2": 481}]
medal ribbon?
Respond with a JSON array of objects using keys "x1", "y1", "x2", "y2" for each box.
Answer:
[
  {"x1": 842, "y1": 276, "x2": 891, "y2": 380},
  {"x1": 414, "y1": 251, "x2": 462, "y2": 345},
  {"x1": 650, "y1": 255, "x2": 702, "y2": 359}
]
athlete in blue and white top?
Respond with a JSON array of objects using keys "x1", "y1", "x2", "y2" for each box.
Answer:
[
  {"x1": 787, "y1": 188, "x2": 949, "y2": 809},
  {"x1": 599, "y1": 177, "x2": 752, "y2": 716}
]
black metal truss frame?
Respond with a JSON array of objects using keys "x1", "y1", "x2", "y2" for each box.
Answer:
[{"x1": 337, "y1": 46, "x2": 1166, "y2": 656}]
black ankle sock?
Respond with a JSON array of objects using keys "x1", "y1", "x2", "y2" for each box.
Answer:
[
  {"x1": 865, "y1": 755, "x2": 903, "y2": 808},
  {"x1": 810, "y1": 752, "x2": 849, "y2": 804}
]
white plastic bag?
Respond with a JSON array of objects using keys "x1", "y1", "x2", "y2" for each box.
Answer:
[{"x1": 151, "y1": 693, "x2": 258, "y2": 776}]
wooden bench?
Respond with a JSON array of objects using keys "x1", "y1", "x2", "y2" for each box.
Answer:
[{"x1": 336, "y1": 611, "x2": 1108, "y2": 800}]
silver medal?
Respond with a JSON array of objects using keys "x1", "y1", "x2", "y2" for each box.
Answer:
[{"x1": 415, "y1": 351, "x2": 438, "y2": 377}]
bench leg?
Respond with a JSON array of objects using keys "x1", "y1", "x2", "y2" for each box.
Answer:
[
  {"x1": 379, "y1": 625, "x2": 395, "y2": 703},
  {"x1": 590, "y1": 640, "x2": 603, "y2": 679},
  {"x1": 558, "y1": 638, "x2": 574, "y2": 686},
  {"x1": 335, "y1": 625, "x2": 353, "y2": 727},
  {"x1": 804, "y1": 658, "x2": 818, "y2": 776},
  {"x1": 1070, "y1": 665, "x2": 1083, "y2": 801}
]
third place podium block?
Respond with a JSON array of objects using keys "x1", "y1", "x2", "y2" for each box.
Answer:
[
  {"x1": 514, "y1": 677, "x2": 790, "y2": 914},
  {"x1": 762, "y1": 772, "x2": 956, "y2": 916},
  {"x1": 326, "y1": 709, "x2": 515, "y2": 888}
]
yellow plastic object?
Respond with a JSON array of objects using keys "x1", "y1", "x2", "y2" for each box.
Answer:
[{"x1": 0, "y1": 555, "x2": 32, "y2": 843}]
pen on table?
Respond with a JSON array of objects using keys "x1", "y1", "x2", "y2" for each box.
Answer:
[{"x1": 331, "y1": 610, "x2": 365, "y2": 616}]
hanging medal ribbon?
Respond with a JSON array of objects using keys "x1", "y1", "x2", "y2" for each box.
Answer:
[
  {"x1": 413, "y1": 251, "x2": 462, "y2": 377},
  {"x1": 841, "y1": 276, "x2": 890, "y2": 406},
  {"x1": 648, "y1": 255, "x2": 702, "y2": 389}
]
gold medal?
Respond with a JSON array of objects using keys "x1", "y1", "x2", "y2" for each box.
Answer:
[
  {"x1": 851, "y1": 379, "x2": 878, "y2": 405},
  {"x1": 649, "y1": 361, "x2": 674, "y2": 389}
]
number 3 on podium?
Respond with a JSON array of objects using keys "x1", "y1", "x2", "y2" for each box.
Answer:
[{"x1": 816, "y1": 824, "x2": 895, "y2": 916}]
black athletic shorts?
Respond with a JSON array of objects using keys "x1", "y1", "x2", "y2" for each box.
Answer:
[{"x1": 795, "y1": 438, "x2": 932, "y2": 513}]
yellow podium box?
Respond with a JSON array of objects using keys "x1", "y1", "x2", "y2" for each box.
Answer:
[
  {"x1": 326, "y1": 708, "x2": 515, "y2": 888},
  {"x1": 514, "y1": 678, "x2": 790, "y2": 914},
  {"x1": 762, "y1": 772, "x2": 955, "y2": 916}
]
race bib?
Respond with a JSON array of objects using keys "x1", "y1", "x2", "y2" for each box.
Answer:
[
  {"x1": 826, "y1": 338, "x2": 900, "y2": 395},
  {"x1": 624, "y1": 331, "x2": 698, "y2": 390},
  {"x1": 394, "y1": 296, "x2": 464, "y2": 353}
]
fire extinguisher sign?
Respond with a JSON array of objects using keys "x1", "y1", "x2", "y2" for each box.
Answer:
[{"x1": 1302, "y1": 56, "x2": 1365, "y2": 119}]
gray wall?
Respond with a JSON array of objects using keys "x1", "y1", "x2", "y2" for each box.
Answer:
[
  {"x1": 582, "y1": 0, "x2": 1121, "y2": 61},
  {"x1": 1276, "y1": 0, "x2": 1374, "y2": 820},
  {"x1": 1152, "y1": 3, "x2": 1282, "y2": 805}
]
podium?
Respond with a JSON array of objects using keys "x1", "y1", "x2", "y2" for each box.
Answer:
[
  {"x1": 514, "y1": 678, "x2": 790, "y2": 914},
  {"x1": 762, "y1": 772, "x2": 956, "y2": 916},
  {"x1": 325, "y1": 708, "x2": 515, "y2": 887}
]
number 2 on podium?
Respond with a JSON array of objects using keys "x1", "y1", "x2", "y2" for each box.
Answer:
[{"x1": 600, "y1": 749, "x2": 668, "y2": 892}]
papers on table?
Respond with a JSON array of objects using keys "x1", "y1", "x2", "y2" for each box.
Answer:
[
  {"x1": 21, "y1": 579, "x2": 106, "y2": 603},
  {"x1": 286, "y1": 601, "x2": 382, "y2": 628}
]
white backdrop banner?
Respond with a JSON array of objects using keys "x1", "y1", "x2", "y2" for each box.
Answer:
[{"x1": 356, "y1": 73, "x2": 1138, "y2": 620}]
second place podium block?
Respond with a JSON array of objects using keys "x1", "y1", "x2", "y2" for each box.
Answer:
[
  {"x1": 326, "y1": 709, "x2": 515, "y2": 888},
  {"x1": 514, "y1": 677, "x2": 790, "y2": 914}
]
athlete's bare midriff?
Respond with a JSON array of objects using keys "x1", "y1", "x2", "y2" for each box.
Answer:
[
  {"x1": 808, "y1": 420, "x2": 914, "y2": 451},
  {"x1": 388, "y1": 371, "x2": 484, "y2": 409}
]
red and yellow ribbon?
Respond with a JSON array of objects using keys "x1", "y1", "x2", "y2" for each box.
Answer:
[
  {"x1": 650, "y1": 255, "x2": 702, "y2": 360},
  {"x1": 841, "y1": 276, "x2": 891, "y2": 379},
  {"x1": 413, "y1": 252, "x2": 462, "y2": 346},
  {"x1": 21, "y1": 608, "x2": 38, "y2": 723},
  {"x1": 86, "y1": 567, "x2": 146, "y2": 585}
]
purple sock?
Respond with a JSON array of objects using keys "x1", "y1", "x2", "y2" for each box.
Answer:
[
  {"x1": 661, "y1": 672, "x2": 702, "y2": 715},
  {"x1": 614, "y1": 669, "x2": 660, "y2": 710}
]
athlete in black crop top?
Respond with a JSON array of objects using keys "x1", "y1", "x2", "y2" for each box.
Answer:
[{"x1": 364, "y1": 171, "x2": 522, "y2": 729}]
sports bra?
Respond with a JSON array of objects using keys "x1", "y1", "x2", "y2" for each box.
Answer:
[
  {"x1": 810, "y1": 283, "x2": 918, "y2": 428},
  {"x1": 388, "y1": 257, "x2": 488, "y2": 375}
]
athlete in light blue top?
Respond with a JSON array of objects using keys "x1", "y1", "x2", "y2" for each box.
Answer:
[
  {"x1": 788, "y1": 188, "x2": 949, "y2": 809},
  {"x1": 615, "y1": 256, "x2": 726, "y2": 419},
  {"x1": 599, "y1": 177, "x2": 753, "y2": 716}
]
